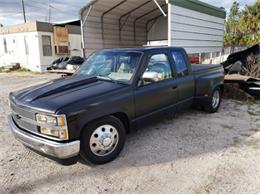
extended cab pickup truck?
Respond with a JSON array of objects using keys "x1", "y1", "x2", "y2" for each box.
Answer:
[{"x1": 8, "y1": 47, "x2": 224, "y2": 165}]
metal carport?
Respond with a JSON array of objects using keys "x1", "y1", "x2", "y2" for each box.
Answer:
[
  {"x1": 80, "y1": 0, "x2": 226, "y2": 58},
  {"x1": 80, "y1": 0, "x2": 167, "y2": 57}
]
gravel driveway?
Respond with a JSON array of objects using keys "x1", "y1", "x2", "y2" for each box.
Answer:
[{"x1": 0, "y1": 72, "x2": 260, "y2": 193}]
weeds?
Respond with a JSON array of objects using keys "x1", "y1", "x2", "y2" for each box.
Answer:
[
  {"x1": 0, "y1": 67, "x2": 8, "y2": 73},
  {"x1": 0, "y1": 67, "x2": 31, "y2": 73},
  {"x1": 15, "y1": 68, "x2": 31, "y2": 72}
]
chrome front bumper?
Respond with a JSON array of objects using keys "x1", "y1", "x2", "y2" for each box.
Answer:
[{"x1": 8, "y1": 115, "x2": 80, "y2": 159}]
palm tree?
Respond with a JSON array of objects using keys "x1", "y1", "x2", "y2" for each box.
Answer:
[{"x1": 239, "y1": 1, "x2": 260, "y2": 43}]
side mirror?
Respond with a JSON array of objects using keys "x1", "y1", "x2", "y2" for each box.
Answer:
[{"x1": 142, "y1": 72, "x2": 160, "y2": 83}]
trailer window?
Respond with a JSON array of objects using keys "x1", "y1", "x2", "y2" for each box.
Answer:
[
  {"x1": 3, "y1": 38, "x2": 7, "y2": 53},
  {"x1": 172, "y1": 51, "x2": 189, "y2": 77},
  {"x1": 42, "y1": 35, "x2": 52, "y2": 56}
]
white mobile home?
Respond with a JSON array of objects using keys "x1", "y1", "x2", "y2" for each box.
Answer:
[
  {"x1": 0, "y1": 21, "x2": 82, "y2": 72},
  {"x1": 80, "y1": 0, "x2": 226, "y2": 62}
]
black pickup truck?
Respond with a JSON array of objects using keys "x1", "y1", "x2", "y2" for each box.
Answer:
[{"x1": 8, "y1": 47, "x2": 224, "y2": 165}]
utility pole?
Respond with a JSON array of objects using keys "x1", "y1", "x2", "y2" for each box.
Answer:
[
  {"x1": 21, "y1": 0, "x2": 26, "y2": 23},
  {"x1": 48, "y1": 5, "x2": 51, "y2": 23}
]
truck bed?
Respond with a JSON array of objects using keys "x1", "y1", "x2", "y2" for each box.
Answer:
[
  {"x1": 191, "y1": 64, "x2": 223, "y2": 73},
  {"x1": 191, "y1": 64, "x2": 224, "y2": 97}
]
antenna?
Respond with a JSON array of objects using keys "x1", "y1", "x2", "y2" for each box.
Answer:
[
  {"x1": 21, "y1": 0, "x2": 27, "y2": 23},
  {"x1": 48, "y1": 4, "x2": 51, "y2": 23}
]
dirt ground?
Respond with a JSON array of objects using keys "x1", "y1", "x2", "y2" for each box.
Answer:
[{"x1": 0, "y1": 72, "x2": 260, "y2": 193}]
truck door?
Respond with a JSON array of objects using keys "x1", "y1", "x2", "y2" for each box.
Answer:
[
  {"x1": 170, "y1": 49, "x2": 195, "y2": 108},
  {"x1": 134, "y1": 51, "x2": 178, "y2": 119}
]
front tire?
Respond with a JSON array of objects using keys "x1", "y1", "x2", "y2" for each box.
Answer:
[
  {"x1": 80, "y1": 116, "x2": 126, "y2": 164},
  {"x1": 205, "y1": 87, "x2": 221, "y2": 113}
]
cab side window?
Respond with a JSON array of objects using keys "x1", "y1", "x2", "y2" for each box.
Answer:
[
  {"x1": 141, "y1": 53, "x2": 172, "y2": 85},
  {"x1": 172, "y1": 51, "x2": 189, "y2": 77}
]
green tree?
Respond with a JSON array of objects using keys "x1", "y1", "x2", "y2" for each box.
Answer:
[
  {"x1": 226, "y1": 1, "x2": 241, "y2": 34},
  {"x1": 239, "y1": 0, "x2": 260, "y2": 44},
  {"x1": 224, "y1": 0, "x2": 260, "y2": 47},
  {"x1": 224, "y1": 1, "x2": 242, "y2": 49}
]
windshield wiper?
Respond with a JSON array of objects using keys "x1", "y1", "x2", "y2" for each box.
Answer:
[
  {"x1": 97, "y1": 74, "x2": 128, "y2": 85},
  {"x1": 97, "y1": 74, "x2": 113, "y2": 81},
  {"x1": 97, "y1": 74, "x2": 121, "y2": 84}
]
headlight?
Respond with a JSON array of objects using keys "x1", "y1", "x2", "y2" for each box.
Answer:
[
  {"x1": 36, "y1": 114, "x2": 68, "y2": 140},
  {"x1": 40, "y1": 127, "x2": 68, "y2": 140},
  {"x1": 36, "y1": 114, "x2": 66, "y2": 126}
]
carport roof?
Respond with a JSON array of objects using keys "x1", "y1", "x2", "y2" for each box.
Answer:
[
  {"x1": 80, "y1": 0, "x2": 226, "y2": 20},
  {"x1": 80, "y1": 0, "x2": 167, "y2": 22}
]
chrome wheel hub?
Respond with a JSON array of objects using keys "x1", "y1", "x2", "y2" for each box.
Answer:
[
  {"x1": 212, "y1": 90, "x2": 220, "y2": 109},
  {"x1": 89, "y1": 124, "x2": 119, "y2": 156},
  {"x1": 102, "y1": 137, "x2": 112, "y2": 147}
]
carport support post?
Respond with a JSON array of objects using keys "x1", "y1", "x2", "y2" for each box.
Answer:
[
  {"x1": 145, "y1": 13, "x2": 167, "y2": 42},
  {"x1": 118, "y1": 0, "x2": 151, "y2": 41},
  {"x1": 81, "y1": 5, "x2": 93, "y2": 58},
  {"x1": 101, "y1": 0, "x2": 127, "y2": 47},
  {"x1": 119, "y1": 14, "x2": 131, "y2": 41},
  {"x1": 80, "y1": 20, "x2": 84, "y2": 57},
  {"x1": 133, "y1": 4, "x2": 166, "y2": 44},
  {"x1": 145, "y1": 19, "x2": 157, "y2": 42}
]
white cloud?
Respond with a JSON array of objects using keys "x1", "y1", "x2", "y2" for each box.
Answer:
[
  {"x1": 0, "y1": 0, "x2": 88, "y2": 25},
  {"x1": 200, "y1": 0, "x2": 256, "y2": 11}
]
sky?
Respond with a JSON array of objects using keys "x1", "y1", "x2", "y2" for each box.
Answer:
[{"x1": 0, "y1": 0, "x2": 256, "y2": 26}]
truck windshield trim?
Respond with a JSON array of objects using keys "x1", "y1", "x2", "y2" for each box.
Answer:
[{"x1": 75, "y1": 51, "x2": 143, "y2": 84}]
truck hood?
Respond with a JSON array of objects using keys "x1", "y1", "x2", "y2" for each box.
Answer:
[{"x1": 10, "y1": 75, "x2": 125, "y2": 113}]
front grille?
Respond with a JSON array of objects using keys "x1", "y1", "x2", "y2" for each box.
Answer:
[
  {"x1": 10, "y1": 103, "x2": 35, "y2": 120},
  {"x1": 11, "y1": 102, "x2": 39, "y2": 134}
]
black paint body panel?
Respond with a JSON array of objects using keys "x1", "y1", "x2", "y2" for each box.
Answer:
[{"x1": 9, "y1": 47, "x2": 224, "y2": 142}]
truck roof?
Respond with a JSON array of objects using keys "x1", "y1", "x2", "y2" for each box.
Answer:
[{"x1": 101, "y1": 47, "x2": 184, "y2": 53}]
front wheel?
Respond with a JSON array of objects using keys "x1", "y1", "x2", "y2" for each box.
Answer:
[
  {"x1": 205, "y1": 87, "x2": 221, "y2": 113},
  {"x1": 80, "y1": 116, "x2": 126, "y2": 164}
]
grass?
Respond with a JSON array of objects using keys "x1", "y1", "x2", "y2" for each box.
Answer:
[
  {"x1": 0, "y1": 67, "x2": 7, "y2": 73},
  {"x1": 15, "y1": 68, "x2": 31, "y2": 72},
  {"x1": 233, "y1": 99, "x2": 257, "y2": 105},
  {"x1": 0, "y1": 67, "x2": 31, "y2": 73}
]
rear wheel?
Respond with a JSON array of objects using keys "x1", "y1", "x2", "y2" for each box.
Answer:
[
  {"x1": 205, "y1": 87, "x2": 221, "y2": 113},
  {"x1": 80, "y1": 116, "x2": 126, "y2": 164}
]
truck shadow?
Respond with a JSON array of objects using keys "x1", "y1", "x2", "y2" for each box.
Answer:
[
  {"x1": 109, "y1": 101, "x2": 258, "y2": 168},
  {"x1": 6, "y1": 100, "x2": 260, "y2": 193}
]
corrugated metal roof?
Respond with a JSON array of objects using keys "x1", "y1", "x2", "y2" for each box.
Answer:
[
  {"x1": 80, "y1": 0, "x2": 226, "y2": 19},
  {"x1": 80, "y1": 0, "x2": 167, "y2": 21}
]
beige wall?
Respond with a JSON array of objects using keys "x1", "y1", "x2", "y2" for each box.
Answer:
[{"x1": 0, "y1": 22, "x2": 37, "y2": 35}]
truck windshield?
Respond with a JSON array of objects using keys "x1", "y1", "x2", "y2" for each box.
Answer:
[{"x1": 75, "y1": 51, "x2": 142, "y2": 83}]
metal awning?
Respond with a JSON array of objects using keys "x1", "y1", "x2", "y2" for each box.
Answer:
[
  {"x1": 80, "y1": 0, "x2": 168, "y2": 56},
  {"x1": 81, "y1": 0, "x2": 167, "y2": 42},
  {"x1": 81, "y1": 0, "x2": 167, "y2": 20}
]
